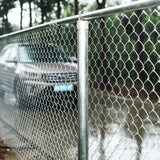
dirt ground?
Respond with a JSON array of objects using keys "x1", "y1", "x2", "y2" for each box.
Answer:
[{"x1": 0, "y1": 138, "x2": 18, "y2": 160}]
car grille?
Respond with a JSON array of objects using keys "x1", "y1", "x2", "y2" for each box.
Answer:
[{"x1": 42, "y1": 73, "x2": 77, "y2": 83}]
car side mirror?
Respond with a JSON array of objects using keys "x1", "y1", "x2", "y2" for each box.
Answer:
[
  {"x1": 6, "y1": 57, "x2": 18, "y2": 63},
  {"x1": 6, "y1": 60, "x2": 18, "y2": 63}
]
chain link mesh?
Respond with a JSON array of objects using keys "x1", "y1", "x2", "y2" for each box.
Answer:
[
  {"x1": 0, "y1": 5, "x2": 160, "y2": 160},
  {"x1": 0, "y1": 23, "x2": 78, "y2": 160},
  {"x1": 88, "y1": 8, "x2": 160, "y2": 160}
]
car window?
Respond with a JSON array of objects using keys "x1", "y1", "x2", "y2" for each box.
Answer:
[
  {"x1": 6, "y1": 46, "x2": 18, "y2": 62},
  {"x1": 18, "y1": 45, "x2": 71, "y2": 63},
  {"x1": 19, "y1": 46, "x2": 32, "y2": 63}
]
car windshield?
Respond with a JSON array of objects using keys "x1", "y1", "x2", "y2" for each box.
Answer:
[{"x1": 18, "y1": 45, "x2": 71, "y2": 63}]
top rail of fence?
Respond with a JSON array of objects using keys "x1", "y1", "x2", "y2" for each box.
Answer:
[{"x1": 0, "y1": 0, "x2": 160, "y2": 39}]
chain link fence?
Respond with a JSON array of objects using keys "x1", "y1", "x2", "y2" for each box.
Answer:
[
  {"x1": 0, "y1": 23, "x2": 79, "y2": 160},
  {"x1": 88, "y1": 7, "x2": 160, "y2": 160},
  {"x1": 0, "y1": 0, "x2": 160, "y2": 160}
]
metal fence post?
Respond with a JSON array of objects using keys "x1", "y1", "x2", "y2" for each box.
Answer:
[{"x1": 77, "y1": 17, "x2": 89, "y2": 160}]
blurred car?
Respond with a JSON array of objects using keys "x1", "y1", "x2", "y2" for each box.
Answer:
[{"x1": 0, "y1": 43, "x2": 78, "y2": 108}]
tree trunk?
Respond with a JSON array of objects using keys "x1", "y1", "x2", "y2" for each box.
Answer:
[
  {"x1": 74, "y1": 0, "x2": 79, "y2": 15},
  {"x1": 28, "y1": 0, "x2": 32, "y2": 27},
  {"x1": 135, "y1": 10, "x2": 145, "y2": 84},
  {"x1": 20, "y1": 0, "x2": 23, "y2": 29},
  {"x1": 40, "y1": 0, "x2": 45, "y2": 24},
  {"x1": 74, "y1": 0, "x2": 79, "y2": 57},
  {"x1": 4, "y1": 16, "x2": 9, "y2": 33},
  {"x1": 56, "y1": 0, "x2": 61, "y2": 19},
  {"x1": 96, "y1": 0, "x2": 107, "y2": 90},
  {"x1": 56, "y1": 1, "x2": 61, "y2": 46}
]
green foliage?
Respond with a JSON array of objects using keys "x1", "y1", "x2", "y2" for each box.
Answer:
[
  {"x1": 0, "y1": 0, "x2": 16, "y2": 34},
  {"x1": 0, "y1": 0, "x2": 15, "y2": 16},
  {"x1": 89, "y1": 8, "x2": 160, "y2": 88},
  {"x1": 34, "y1": 0, "x2": 56, "y2": 23},
  {"x1": 0, "y1": 0, "x2": 159, "y2": 90}
]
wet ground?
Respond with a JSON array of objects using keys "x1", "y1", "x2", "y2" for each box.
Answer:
[
  {"x1": 0, "y1": 138, "x2": 18, "y2": 160},
  {"x1": 0, "y1": 89, "x2": 160, "y2": 159}
]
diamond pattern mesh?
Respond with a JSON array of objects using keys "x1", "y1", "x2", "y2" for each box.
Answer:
[
  {"x1": 0, "y1": 6, "x2": 160, "y2": 160},
  {"x1": 0, "y1": 23, "x2": 78, "y2": 160},
  {"x1": 88, "y1": 8, "x2": 160, "y2": 160}
]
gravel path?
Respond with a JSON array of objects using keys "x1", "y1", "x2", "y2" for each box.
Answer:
[{"x1": 0, "y1": 138, "x2": 18, "y2": 160}]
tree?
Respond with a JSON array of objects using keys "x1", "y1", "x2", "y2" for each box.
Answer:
[
  {"x1": 135, "y1": 9, "x2": 146, "y2": 83},
  {"x1": 34, "y1": 0, "x2": 55, "y2": 24},
  {"x1": 19, "y1": 0, "x2": 34, "y2": 29},
  {"x1": 0, "y1": 0, "x2": 16, "y2": 34},
  {"x1": 54, "y1": 0, "x2": 67, "y2": 47},
  {"x1": 96, "y1": 0, "x2": 106, "y2": 10},
  {"x1": 74, "y1": 0, "x2": 78, "y2": 57},
  {"x1": 56, "y1": 0, "x2": 61, "y2": 19},
  {"x1": 40, "y1": 0, "x2": 46, "y2": 23},
  {"x1": 74, "y1": 0, "x2": 79, "y2": 15},
  {"x1": 27, "y1": 0, "x2": 32, "y2": 27},
  {"x1": 19, "y1": 0, "x2": 26, "y2": 29},
  {"x1": 55, "y1": 0, "x2": 67, "y2": 19},
  {"x1": 33, "y1": 0, "x2": 66, "y2": 24},
  {"x1": 96, "y1": 0, "x2": 107, "y2": 90}
]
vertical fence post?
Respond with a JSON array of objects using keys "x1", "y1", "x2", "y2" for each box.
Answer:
[{"x1": 77, "y1": 17, "x2": 89, "y2": 160}]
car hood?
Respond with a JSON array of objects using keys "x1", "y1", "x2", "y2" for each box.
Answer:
[{"x1": 19, "y1": 62, "x2": 77, "y2": 74}]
